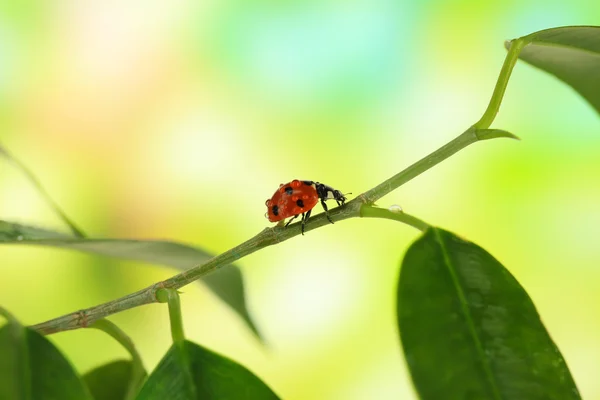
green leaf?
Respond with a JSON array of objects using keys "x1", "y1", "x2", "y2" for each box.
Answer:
[
  {"x1": 0, "y1": 143, "x2": 86, "y2": 237},
  {"x1": 0, "y1": 220, "x2": 261, "y2": 339},
  {"x1": 507, "y1": 26, "x2": 600, "y2": 114},
  {"x1": 136, "y1": 341, "x2": 279, "y2": 400},
  {"x1": 83, "y1": 360, "x2": 147, "y2": 400},
  {"x1": 397, "y1": 228, "x2": 581, "y2": 400},
  {"x1": 0, "y1": 308, "x2": 93, "y2": 400}
]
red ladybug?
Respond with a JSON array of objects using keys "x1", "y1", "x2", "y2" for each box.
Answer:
[{"x1": 265, "y1": 180, "x2": 347, "y2": 235}]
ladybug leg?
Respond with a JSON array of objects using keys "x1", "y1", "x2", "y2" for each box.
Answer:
[
  {"x1": 301, "y1": 210, "x2": 311, "y2": 235},
  {"x1": 284, "y1": 214, "x2": 300, "y2": 227},
  {"x1": 320, "y1": 200, "x2": 334, "y2": 224}
]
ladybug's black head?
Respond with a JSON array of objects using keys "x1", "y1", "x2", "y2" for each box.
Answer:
[{"x1": 315, "y1": 182, "x2": 347, "y2": 206}]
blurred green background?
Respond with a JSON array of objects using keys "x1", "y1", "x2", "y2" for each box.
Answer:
[{"x1": 1, "y1": 1, "x2": 599, "y2": 399}]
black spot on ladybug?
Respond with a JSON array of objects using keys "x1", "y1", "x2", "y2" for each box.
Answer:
[
  {"x1": 303, "y1": 180, "x2": 313, "y2": 186},
  {"x1": 285, "y1": 186, "x2": 293, "y2": 195},
  {"x1": 296, "y1": 199, "x2": 304, "y2": 208},
  {"x1": 272, "y1": 205, "x2": 279, "y2": 216}
]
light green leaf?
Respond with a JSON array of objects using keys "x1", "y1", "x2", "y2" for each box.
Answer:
[
  {"x1": 136, "y1": 341, "x2": 279, "y2": 399},
  {"x1": 0, "y1": 308, "x2": 93, "y2": 400},
  {"x1": 397, "y1": 228, "x2": 580, "y2": 400},
  {"x1": 507, "y1": 26, "x2": 600, "y2": 114},
  {"x1": 0, "y1": 220, "x2": 260, "y2": 339}
]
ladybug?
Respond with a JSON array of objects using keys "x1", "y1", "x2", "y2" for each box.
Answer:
[{"x1": 265, "y1": 180, "x2": 347, "y2": 235}]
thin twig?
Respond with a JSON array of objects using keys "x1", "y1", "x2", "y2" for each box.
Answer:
[
  {"x1": 30, "y1": 128, "x2": 510, "y2": 335},
  {"x1": 30, "y1": 39, "x2": 526, "y2": 336}
]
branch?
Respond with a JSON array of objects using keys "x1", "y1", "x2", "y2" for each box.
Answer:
[
  {"x1": 30, "y1": 203, "x2": 360, "y2": 334},
  {"x1": 30, "y1": 39, "x2": 526, "y2": 336},
  {"x1": 30, "y1": 128, "x2": 510, "y2": 335}
]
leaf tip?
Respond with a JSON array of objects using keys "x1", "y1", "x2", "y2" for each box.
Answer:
[{"x1": 477, "y1": 128, "x2": 521, "y2": 141}]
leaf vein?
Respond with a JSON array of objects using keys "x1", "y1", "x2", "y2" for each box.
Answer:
[{"x1": 433, "y1": 229, "x2": 503, "y2": 400}]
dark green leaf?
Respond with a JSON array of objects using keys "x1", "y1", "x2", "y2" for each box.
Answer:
[
  {"x1": 0, "y1": 309, "x2": 93, "y2": 400},
  {"x1": 0, "y1": 143, "x2": 86, "y2": 237},
  {"x1": 136, "y1": 341, "x2": 279, "y2": 400},
  {"x1": 83, "y1": 360, "x2": 147, "y2": 400},
  {"x1": 507, "y1": 26, "x2": 600, "y2": 114},
  {"x1": 397, "y1": 228, "x2": 580, "y2": 400},
  {"x1": 0, "y1": 220, "x2": 261, "y2": 339}
]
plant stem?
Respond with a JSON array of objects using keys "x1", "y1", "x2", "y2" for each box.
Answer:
[
  {"x1": 29, "y1": 43, "x2": 524, "y2": 336},
  {"x1": 27, "y1": 210, "x2": 350, "y2": 335},
  {"x1": 89, "y1": 319, "x2": 144, "y2": 369},
  {"x1": 156, "y1": 289, "x2": 185, "y2": 343},
  {"x1": 362, "y1": 127, "x2": 477, "y2": 204},
  {"x1": 360, "y1": 206, "x2": 430, "y2": 232},
  {"x1": 30, "y1": 129, "x2": 510, "y2": 336},
  {"x1": 362, "y1": 127, "x2": 516, "y2": 204},
  {"x1": 88, "y1": 319, "x2": 147, "y2": 400},
  {"x1": 473, "y1": 38, "x2": 526, "y2": 130}
]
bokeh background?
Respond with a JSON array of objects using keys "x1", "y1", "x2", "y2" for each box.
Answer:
[{"x1": 1, "y1": 1, "x2": 600, "y2": 399}]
